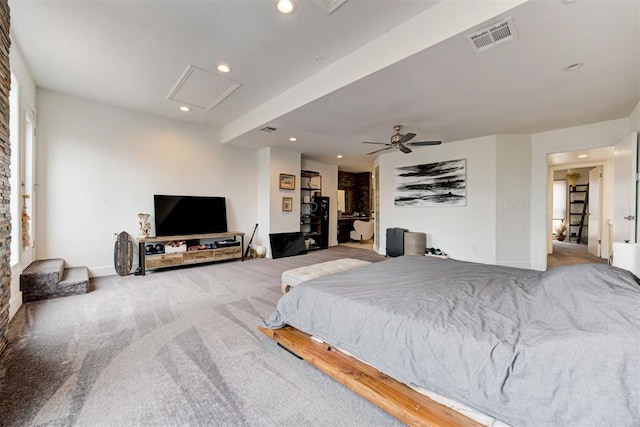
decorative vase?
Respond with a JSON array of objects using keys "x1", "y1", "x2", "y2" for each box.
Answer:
[
  {"x1": 255, "y1": 245, "x2": 267, "y2": 258},
  {"x1": 556, "y1": 234, "x2": 566, "y2": 241},
  {"x1": 138, "y1": 213, "x2": 151, "y2": 238}
]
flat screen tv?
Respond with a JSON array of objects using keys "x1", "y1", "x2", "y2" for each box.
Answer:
[{"x1": 154, "y1": 195, "x2": 228, "y2": 236}]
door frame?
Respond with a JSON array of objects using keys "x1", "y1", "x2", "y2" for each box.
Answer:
[
  {"x1": 20, "y1": 106, "x2": 36, "y2": 267},
  {"x1": 8, "y1": 75, "x2": 37, "y2": 319},
  {"x1": 587, "y1": 166, "x2": 603, "y2": 257},
  {"x1": 547, "y1": 160, "x2": 612, "y2": 260}
]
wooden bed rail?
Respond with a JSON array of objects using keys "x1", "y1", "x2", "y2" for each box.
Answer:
[{"x1": 258, "y1": 325, "x2": 483, "y2": 427}]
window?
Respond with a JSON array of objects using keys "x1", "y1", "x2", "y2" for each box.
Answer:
[
  {"x1": 8, "y1": 72, "x2": 36, "y2": 266},
  {"x1": 23, "y1": 110, "x2": 34, "y2": 249},
  {"x1": 552, "y1": 179, "x2": 567, "y2": 234}
]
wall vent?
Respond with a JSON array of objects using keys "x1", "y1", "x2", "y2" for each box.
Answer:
[
  {"x1": 466, "y1": 17, "x2": 518, "y2": 53},
  {"x1": 261, "y1": 126, "x2": 278, "y2": 133}
]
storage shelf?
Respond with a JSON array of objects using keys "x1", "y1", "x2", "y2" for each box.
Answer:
[
  {"x1": 300, "y1": 170, "x2": 327, "y2": 250},
  {"x1": 138, "y1": 231, "x2": 244, "y2": 275}
]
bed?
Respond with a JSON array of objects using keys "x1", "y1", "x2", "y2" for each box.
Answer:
[{"x1": 260, "y1": 256, "x2": 640, "y2": 426}]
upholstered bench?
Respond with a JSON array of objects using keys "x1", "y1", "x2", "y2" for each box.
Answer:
[{"x1": 281, "y1": 258, "x2": 372, "y2": 294}]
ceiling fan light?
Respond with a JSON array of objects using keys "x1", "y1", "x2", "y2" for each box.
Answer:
[{"x1": 277, "y1": 0, "x2": 296, "y2": 14}]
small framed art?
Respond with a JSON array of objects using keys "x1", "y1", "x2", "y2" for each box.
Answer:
[
  {"x1": 279, "y1": 173, "x2": 295, "y2": 190},
  {"x1": 282, "y1": 197, "x2": 293, "y2": 211}
]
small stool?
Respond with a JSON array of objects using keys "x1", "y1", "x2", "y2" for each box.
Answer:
[{"x1": 281, "y1": 258, "x2": 372, "y2": 294}]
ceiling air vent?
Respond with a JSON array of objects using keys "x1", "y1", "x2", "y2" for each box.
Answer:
[
  {"x1": 466, "y1": 17, "x2": 517, "y2": 53},
  {"x1": 261, "y1": 126, "x2": 278, "y2": 133}
]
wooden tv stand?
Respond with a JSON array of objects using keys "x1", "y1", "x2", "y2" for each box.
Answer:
[{"x1": 137, "y1": 232, "x2": 244, "y2": 275}]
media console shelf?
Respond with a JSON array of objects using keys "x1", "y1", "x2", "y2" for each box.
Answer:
[{"x1": 137, "y1": 231, "x2": 244, "y2": 275}]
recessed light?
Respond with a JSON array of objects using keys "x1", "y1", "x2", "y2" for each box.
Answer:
[
  {"x1": 289, "y1": 137, "x2": 297, "y2": 142},
  {"x1": 276, "y1": 0, "x2": 296, "y2": 14},
  {"x1": 336, "y1": 155, "x2": 343, "y2": 159},
  {"x1": 179, "y1": 106, "x2": 190, "y2": 112},
  {"x1": 578, "y1": 154, "x2": 588, "y2": 158},
  {"x1": 564, "y1": 62, "x2": 583, "y2": 71},
  {"x1": 217, "y1": 64, "x2": 231, "y2": 73}
]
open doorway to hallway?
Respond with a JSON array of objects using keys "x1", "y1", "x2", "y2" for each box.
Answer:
[{"x1": 547, "y1": 147, "x2": 615, "y2": 268}]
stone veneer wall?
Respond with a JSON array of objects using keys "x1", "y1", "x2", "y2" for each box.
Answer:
[
  {"x1": 354, "y1": 172, "x2": 371, "y2": 216},
  {"x1": 0, "y1": 0, "x2": 10, "y2": 356},
  {"x1": 338, "y1": 171, "x2": 371, "y2": 216}
]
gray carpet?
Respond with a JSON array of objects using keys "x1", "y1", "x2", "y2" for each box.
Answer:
[
  {"x1": 546, "y1": 240, "x2": 608, "y2": 270},
  {"x1": 0, "y1": 246, "x2": 401, "y2": 426}
]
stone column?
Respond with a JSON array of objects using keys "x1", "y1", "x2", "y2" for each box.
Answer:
[{"x1": 0, "y1": 0, "x2": 11, "y2": 356}]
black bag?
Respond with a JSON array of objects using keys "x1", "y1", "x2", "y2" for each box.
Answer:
[{"x1": 386, "y1": 228, "x2": 408, "y2": 257}]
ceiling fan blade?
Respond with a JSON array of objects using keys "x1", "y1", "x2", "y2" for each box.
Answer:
[
  {"x1": 406, "y1": 140, "x2": 442, "y2": 146},
  {"x1": 398, "y1": 132, "x2": 416, "y2": 144},
  {"x1": 367, "y1": 146, "x2": 394, "y2": 155},
  {"x1": 362, "y1": 141, "x2": 390, "y2": 145},
  {"x1": 399, "y1": 145, "x2": 412, "y2": 154}
]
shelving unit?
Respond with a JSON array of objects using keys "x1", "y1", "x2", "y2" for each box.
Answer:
[
  {"x1": 568, "y1": 184, "x2": 589, "y2": 244},
  {"x1": 300, "y1": 170, "x2": 324, "y2": 250},
  {"x1": 137, "y1": 231, "x2": 244, "y2": 275}
]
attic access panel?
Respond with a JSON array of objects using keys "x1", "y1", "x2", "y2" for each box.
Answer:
[{"x1": 167, "y1": 65, "x2": 241, "y2": 110}]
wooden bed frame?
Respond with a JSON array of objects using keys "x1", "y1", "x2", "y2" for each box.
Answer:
[{"x1": 258, "y1": 325, "x2": 483, "y2": 427}]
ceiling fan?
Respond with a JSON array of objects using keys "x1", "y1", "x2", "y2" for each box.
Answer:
[{"x1": 363, "y1": 125, "x2": 442, "y2": 155}]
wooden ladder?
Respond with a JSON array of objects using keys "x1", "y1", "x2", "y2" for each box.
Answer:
[{"x1": 569, "y1": 184, "x2": 589, "y2": 244}]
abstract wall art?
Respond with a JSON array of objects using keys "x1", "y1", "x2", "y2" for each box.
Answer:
[{"x1": 395, "y1": 159, "x2": 466, "y2": 207}]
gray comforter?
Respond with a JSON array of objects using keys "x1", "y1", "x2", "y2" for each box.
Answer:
[{"x1": 262, "y1": 256, "x2": 640, "y2": 426}]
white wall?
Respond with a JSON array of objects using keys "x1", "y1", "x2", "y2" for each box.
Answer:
[
  {"x1": 530, "y1": 118, "x2": 629, "y2": 270},
  {"x1": 629, "y1": 101, "x2": 640, "y2": 132},
  {"x1": 376, "y1": 112, "x2": 635, "y2": 271},
  {"x1": 9, "y1": 37, "x2": 36, "y2": 111},
  {"x1": 255, "y1": 148, "x2": 270, "y2": 251},
  {"x1": 378, "y1": 135, "x2": 499, "y2": 264},
  {"x1": 301, "y1": 159, "x2": 338, "y2": 247},
  {"x1": 256, "y1": 146, "x2": 301, "y2": 258},
  {"x1": 36, "y1": 90, "x2": 258, "y2": 276},
  {"x1": 495, "y1": 134, "x2": 531, "y2": 268}
]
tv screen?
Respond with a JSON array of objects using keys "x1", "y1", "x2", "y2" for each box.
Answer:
[{"x1": 154, "y1": 195, "x2": 228, "y2": 236}]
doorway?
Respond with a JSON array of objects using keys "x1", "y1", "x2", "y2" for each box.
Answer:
[{"x1": 547, "y1": 148, "x2": 614, "y2": 269}]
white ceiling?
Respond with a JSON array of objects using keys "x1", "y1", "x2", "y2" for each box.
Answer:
[{"x1": 10, "y1": 0, "x2": 640, "y2": 172}]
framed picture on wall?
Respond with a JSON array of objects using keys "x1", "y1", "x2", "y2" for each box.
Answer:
[
  {"x1": 279, "y1": 173, "x2": 295, "y2": 190},
  {"x1": 282, "y1": 197, "x2": 293, "y2": 211}
]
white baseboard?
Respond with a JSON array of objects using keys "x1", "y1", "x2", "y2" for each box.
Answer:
[
  {"x1": 89, "y1": 263, "x2": 138, "y2": 278},
  {"x1": 9, "y1": 292, "x2": 22, "y2": 320}
]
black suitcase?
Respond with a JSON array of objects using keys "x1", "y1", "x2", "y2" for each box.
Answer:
[{"x1": 386, "y1": 228, "x2": 408, "y2": 257}]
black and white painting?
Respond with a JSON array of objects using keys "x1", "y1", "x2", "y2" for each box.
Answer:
[{"x1": 395, "y1": 159, "x2": 466, "y2": 207}]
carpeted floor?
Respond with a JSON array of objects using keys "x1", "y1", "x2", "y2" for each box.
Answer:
[
  {"x1": 0, "y1": 246, "x2": 400, "y2": 427},
  {"x1": 546, "y1": 240, "x2": 608, "y2": 270},
  {"x1": 338, "y1": 240, "x2": 373, "y2": 250}
]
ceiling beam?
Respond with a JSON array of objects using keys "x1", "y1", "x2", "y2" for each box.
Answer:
[{"x1": 221, "y1": 0, "x2": 529, "y2": 145}]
